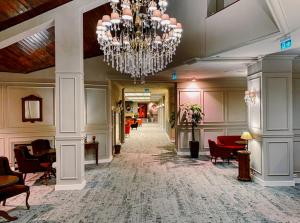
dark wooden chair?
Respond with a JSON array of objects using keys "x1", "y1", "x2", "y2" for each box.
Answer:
[
  {"x1": 31, "y1": 139, "x2": 56, "y2": 163},
  {"x1": 208, "y1": 140, "x2": 232, "y2": 164},
  {"x1": 14, "y1": 146, "x2": 52, "y2": 184},
  {"x1": 0, "y1": 156, "x2": 30, "y2": 221},
  {"x1": 130, "y1": 119, "x2": 138, "y2": 130}
]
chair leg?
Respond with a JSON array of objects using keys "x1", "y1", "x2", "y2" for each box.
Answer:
[
  {"x1": 0, "y1": 210, "x2": 17, "y2": 221},
  {"x1": 2, "y1": 200, "x2": 6, "y2": 206},
  {"x1": 25, "y1": 191, "x2": 30, "y2": 210},
  {"x1": 23, "y1": 173, "x2": 27, "y2": 181},
  {"x1": 214, "y1": 158, "x2": 217, "y2": 164},
  {"x1": 228, "y1": 158, "x2": 230, "y2": 164}
]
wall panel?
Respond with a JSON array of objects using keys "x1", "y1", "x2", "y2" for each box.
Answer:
[
  {"x1": 7, "y1": 86, "x2": 55, "y2": 128},
  {"x1": 179, "y1": 128, "x2": 200, "y2": 149},
  {"x1": 293, "y1": 78, "x2": 300, "y2": 130},
  {"x1": 60, "y1": 144, "x2": 77, "y2": 179},
  {"x1": 203, "y1": 91, "x2": 224, "y2": 123},
  {"x1": 294, "y1": 141, "x2": 300, "y2": 173},
  {"x1": 59, "y1": 78, "x2": 76, "y2": 133},
  {"x1": 249, "y1": 139, "x2": 262, "y2": 174},
  {"x1": 0, "y1": 138, "x2": 5, "y2": 156},
  {"x1": 179, "y1": 90, "x2": 201, "y2": 106},
  {"x1": 227, "y1": 90, "x2": 246, "y2": 123},
  {"x1": 266, "y1": 78, "x2": 289, "y2": 131},
  {"x1": 0, "y1": 86, "x2": 3, "y2": 129},
  {"x1": 267, "y1": 142, "x2": 290, "y2": 176},
  {"x1": 203, "y1": 129, "x2": 225, "y2": 148},
  {"x1": 86, "y1": 88, "x2": 107, "y2": 126},
  {"x1": 176, "y1": 82, "x2": 247, "y2": 153}
]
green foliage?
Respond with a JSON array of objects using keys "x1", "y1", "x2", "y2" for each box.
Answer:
[
  {"x1": 180, "y1": 103, "x2": 204, "y2": 127},
  {"x1": 180, "y1": 103, "x2": 205, "y2": 141},
  {"x1": 169, "y1": 112, "x2": 176, "y2": 129}
]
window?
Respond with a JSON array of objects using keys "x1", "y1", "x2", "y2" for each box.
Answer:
[{"x1": 207, "y1": 0, "x2": 240, "y2": 17}]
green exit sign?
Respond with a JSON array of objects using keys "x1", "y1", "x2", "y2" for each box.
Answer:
[{"x1": 280, "y1": 37, "x2": 292, "y2": 51}]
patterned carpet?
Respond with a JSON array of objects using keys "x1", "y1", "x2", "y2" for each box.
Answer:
[{"x1": 1, "y1": 124, "x2": 300, "y2": 223}]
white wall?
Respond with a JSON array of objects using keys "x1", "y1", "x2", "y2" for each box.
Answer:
[
  {"x1": 205, "y1": 0, "x2": 278, "y2": 56},
  {"x1": 0, "y1": 57, "x2": 111, "y2": 165},
  {"x1": 293, "y1": 59, "x2": 300, "y2": 178},
  {"x1": 247, "y1": 56, "x2": 295, "y2": 186},
  {"x1": 176, "y1": 78, "x2": 247, "y2": 153}
]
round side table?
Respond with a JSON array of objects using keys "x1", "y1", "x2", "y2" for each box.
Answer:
[{"x1": 237, "y1": 150, "x2": 251, "y2": 181}]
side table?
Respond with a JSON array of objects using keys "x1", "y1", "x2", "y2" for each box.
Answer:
[
  {"x1": 85, "y1": 142, "x2": 99, "y2": 165},
  {"x1": 237, "y1": 150, "x2": 251, "y2": 181}
]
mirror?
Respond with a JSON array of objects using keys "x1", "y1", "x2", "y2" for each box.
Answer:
[{"x1": 22, "y1": 95, "x2": 43, "y2": 123}]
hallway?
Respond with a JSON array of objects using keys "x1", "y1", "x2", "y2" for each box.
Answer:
[{"x1": 3, "y1": 124, "x2": 300, "y2": 222}]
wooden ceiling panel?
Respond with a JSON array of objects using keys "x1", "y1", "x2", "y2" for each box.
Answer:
[
  {"x1": 0, "y1": 3, "x2": 111, "y2": 73},
  {"x1": 0, "y1": 27, "x2": 55, "y2": 73},
  {"x1": 83, "y1": 3, "x2": 111, "y2": 59},
  {"x1": 0, "y1": 0, "x2": 72, "y2": 31}
]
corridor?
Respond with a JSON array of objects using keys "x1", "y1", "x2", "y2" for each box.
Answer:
[{"x1": 3, "y1": 124, "x2": 300, "y2": 223}]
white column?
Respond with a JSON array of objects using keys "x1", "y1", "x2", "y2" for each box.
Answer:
[
  {"x1": 247, "y1": 55, "x2": 295, "y2": 186},
  {"x1": 54, "y1": 3, "x2": 86, "y2": 190}
]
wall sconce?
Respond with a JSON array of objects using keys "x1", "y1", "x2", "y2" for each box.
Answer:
[{"x1": 244, "y1": 90, "x2": 256, "y2": 104}]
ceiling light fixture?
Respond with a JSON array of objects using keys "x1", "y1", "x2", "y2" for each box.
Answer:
[{"x1": 96, "y1": 0, "x2": 183, "y2": 81}]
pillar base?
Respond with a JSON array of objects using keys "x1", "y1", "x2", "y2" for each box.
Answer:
[
  {"x1": 253, "y1": 175, "x2": 295, "y2": 187},
  {"x1": 55, "y1": 180, "x2": 86, "y2": 191}
]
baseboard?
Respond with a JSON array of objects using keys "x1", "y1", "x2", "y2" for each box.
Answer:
[
  {"x1": 252, "y1": 175, "x2": 295, "y2": 187},
  {"x1": 177, "y1": 151, "x2": 209, "y2": 156},
  {"x1": 84, "y1": 157, "x2": 113, "y2": 165},
  {"x1": 177, "y1": 151, "x2": 190, "y2": 156},
  {"x1": 294, "y1": 178, "x2": 300, "y2": 184},
  {"x1": 55, "y1": 180, "x2": 86, "y2": 191}
]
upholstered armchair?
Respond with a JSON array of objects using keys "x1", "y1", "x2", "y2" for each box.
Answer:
[
  {"x1": 208, "y1": 140, "x2": 232, "y2": 164},
  {"x1": 14, "y1": 146, "x2": 52, "y2": 183},
  {"x1": 0, "y1": 156, "x2": 30, "y2": 221},
  {"x1": 31, "y1": 139, "x2": 56, "y2": 163}
]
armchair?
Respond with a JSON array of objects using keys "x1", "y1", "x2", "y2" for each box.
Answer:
[
  {"x1": 0, "y1": 157, "x2": 30, "y2": 221},
  {"x1": 31, "y1": 139, "x2": 56, "y2": 163},
  {"x1": 208, "y1": 140, "x2": 232, "y2": 164},
  {"x1": 14, "y1": 146, "x2": 52, "y2": 183}
]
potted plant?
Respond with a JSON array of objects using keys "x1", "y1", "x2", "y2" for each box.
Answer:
[
  {"x1": 180, "y1": 104, "x2": 204, "y2": 158},
  {"x1": 169, "y1": 112, "x2": 176, "y2": 129},
  {"x1": 114, "y1": 144, "x2": 121, "y2": 154}
]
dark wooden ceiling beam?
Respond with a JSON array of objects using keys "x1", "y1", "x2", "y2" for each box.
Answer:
[
  {"x1": 0, "y1": 2, "x2": 111, "y2": 73},
  {"x1": 0, "y1": 0, "x2": 72, "y2": 31}
]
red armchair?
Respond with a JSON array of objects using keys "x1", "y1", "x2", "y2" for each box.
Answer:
[
  {"x1": 216, "y1": 136, "x2": 246, "y2": 156},
  {"x1": 208, "y1": 140, "x2": 233, "y2": 164},
  {"x1": 0, "y1": 156, "x2": 30, "y2": 221},
  {"x1": 125, "y1": 124, "x2": 131, "y2": 136},
  {"x1": 14, "y1": 146, "x2": 52, "y2": 184}
]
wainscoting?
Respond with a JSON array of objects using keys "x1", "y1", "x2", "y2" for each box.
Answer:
[
  {"x1": 0, "y1": 82, "x2": 110, "y2": 165},
  {"x1": 176, "y1": 81, "x2": 247, "y2": 153}
]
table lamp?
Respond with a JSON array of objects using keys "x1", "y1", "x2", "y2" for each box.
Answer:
[{"x1": 241, "y1": 131, "x2": 253, "y2": 150}]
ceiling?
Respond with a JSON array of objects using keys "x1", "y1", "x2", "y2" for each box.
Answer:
[
  {"x1": 0, "y1": 27, "x2": 55, "y2": 73},
  {"x1": 0, "y1": 2, "x2": 111, "y2": 73},
  {"x1": 0, "y1": 0, "x2": 72, "y2": 31}
]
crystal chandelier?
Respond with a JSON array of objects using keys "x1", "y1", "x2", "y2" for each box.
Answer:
[{"x1": 96, "y1": 0, "x2": 183, "y2": 80}]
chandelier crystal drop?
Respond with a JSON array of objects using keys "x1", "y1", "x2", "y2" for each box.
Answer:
[{"x1": 96, "y1": 0, "x2": 183, "y2": 79}]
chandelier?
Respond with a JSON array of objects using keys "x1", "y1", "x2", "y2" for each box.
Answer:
[{"x1": 96, "y1": 0, "x2": 183, "y2": 80}]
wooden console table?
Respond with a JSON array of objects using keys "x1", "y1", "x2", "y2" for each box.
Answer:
[
  {"x1": 85, "y1": 142, "x2": 99, "y2": 165},
  {"x1": 237, "y1": 150, "x2": 251, "y2": 181}
]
